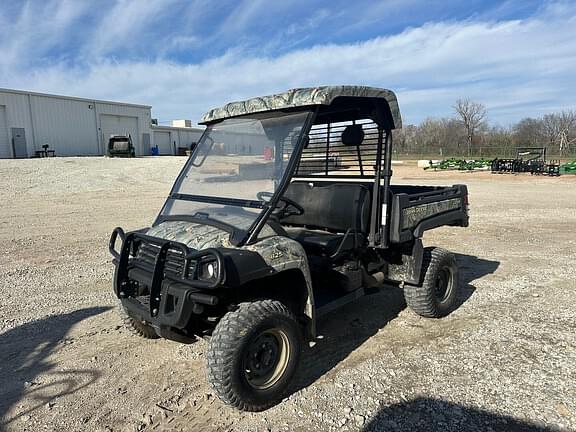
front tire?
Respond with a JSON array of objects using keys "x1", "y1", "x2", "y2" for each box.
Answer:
[
  {"x1": 404, "y1": 247, "x2": 459, "y2": 318},
  {"x1": 206, "y1": 300, "x2": 302, "y2": 411}
]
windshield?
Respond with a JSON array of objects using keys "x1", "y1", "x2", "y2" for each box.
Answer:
[{"x1": 159, "y1": 111, "x2": 311, "y2": 232}]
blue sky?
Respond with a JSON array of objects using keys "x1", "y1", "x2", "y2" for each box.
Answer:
[{"x1": 0, "y1": 0, "x2": 575, "y2": 126}]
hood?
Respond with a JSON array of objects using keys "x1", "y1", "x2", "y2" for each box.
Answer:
[
  {"x1": 145, "y1": 220, "x2": 277, "y2": 250},
  {"x1": 145, "y1": 221, "x2": 233, "y2": 250}
]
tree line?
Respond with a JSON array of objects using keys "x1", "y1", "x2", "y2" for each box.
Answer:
[{"x1": 393, "y1": 99, "x2": 576, "y2": 158}]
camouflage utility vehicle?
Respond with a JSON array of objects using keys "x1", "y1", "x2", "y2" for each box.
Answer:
[
  {"x1": 109, "y1": 86, "x2": 469, "y2": 411},
  {"x1": 107, "y1": 134, "x2": 135, "y2": 158}
]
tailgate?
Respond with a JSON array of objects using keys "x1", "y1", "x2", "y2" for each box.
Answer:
[{"x1": 389, "y1": 184, "x2": 468, "y2": 243}]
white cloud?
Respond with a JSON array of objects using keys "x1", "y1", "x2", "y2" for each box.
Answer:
[
  {"x1": 83, "y1": 0, "x2": 178, "y2": 58},
  {"x1": 1, "y1": 1, "x2": 575, "y2": 125},
  {"x1": 0, "y1": 0, "x2": 93, "y2": 73}
]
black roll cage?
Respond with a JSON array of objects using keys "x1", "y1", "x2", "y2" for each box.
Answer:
[{"x1": 155, "y1": 98, "x2": 395, "y2": 249}]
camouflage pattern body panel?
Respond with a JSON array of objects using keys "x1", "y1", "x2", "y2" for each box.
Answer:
[
  {"x1": 245, "y1": 235, "x2": 315, "y2": 323},
  {"x1": 144, "y1": 221, "x2": 316, "y2": 329},
  {"x1": 146, "y1": 221, "x2": 233, "y2": 250},
  {"x1": 402, "y1": 198, "x2": 462, "y2": 229},
  {"x1": 146, "y1": 222, "x2": 310, "y2": 280},
  {"x1": 200, "y1": 85, "x2": 402, "y2": 129},
  {"x1": 145, "y1": 220, "x2": 277, "y2": 250}
]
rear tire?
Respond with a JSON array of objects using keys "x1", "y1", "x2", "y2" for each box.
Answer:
[
  {"x1": 404, "y1": 247, "x2": 459, "y2": 318},
  {"x1": 117, "y1": 301, "x2": 159, "y2": 339},
  {"x1": 206, "y1": 300, "x2": 302, "y2": 411}
]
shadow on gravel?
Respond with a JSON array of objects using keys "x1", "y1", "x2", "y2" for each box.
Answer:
[
  {"x1": 455, "y1": 253, "x2": 500, "y2": 307},
  {"x1": 291, "y1": 284, "x2": 406, "y2": 395},
  {"x1": 290, "y1": 253, "x2": 500, "y2": 398},
  {"x1": 362, "y1": 397, "x2": 556, "y2": 432},
  {"x1": 0, "y1": 307, "x2": 110, "y2": 427}
]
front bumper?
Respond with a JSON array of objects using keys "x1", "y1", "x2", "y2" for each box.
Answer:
[{"x1": 109, "y1": 227, "x2": 224, "y2": 330}]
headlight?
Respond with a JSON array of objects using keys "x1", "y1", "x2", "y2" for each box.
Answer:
[{"x1": 199, "y1": 260, "x2": 218, "y2": 281}]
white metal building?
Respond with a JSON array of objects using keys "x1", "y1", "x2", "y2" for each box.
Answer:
[
  {"x1": 151, "y1": 125, "x2": 203, "y2": 155},
  {"x1": 0, "y1": 88, "x2": 204, "y2": 158}
]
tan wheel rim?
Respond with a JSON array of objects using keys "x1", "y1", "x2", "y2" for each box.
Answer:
[
  {"x1": 436, "y1": 266, "x2": 453, "y2": 303},
  {"x1": 242, "y1": 328, "x2": 291, "y2": 390}
]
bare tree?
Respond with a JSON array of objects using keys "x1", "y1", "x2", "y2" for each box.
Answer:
[
  {"x1": 487, "y1": 125, "x2": 514, "y2": 157},
  {"x1": 514, "y1": 117, "x2": 545, "y2": 146},
  {"x1": 454, "y1": 99, "x2": 487, "y2": 156},
  {"x1": 542, "y1": 111, "x2": 576, "y2": 155},
  {"x1": 399, "y1": 105, "x2": 574, "y2": 158}
]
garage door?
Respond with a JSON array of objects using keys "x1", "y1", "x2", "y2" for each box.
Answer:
[
  {"x1": 0, "y1": 106, "x2": 11, "y2": 158},
  {"x1": 100, "y1": 114, "x2": 139, "y2": 155},
  {"x1": 153, "y1": 130, "x2": 173, "y2": 155}
]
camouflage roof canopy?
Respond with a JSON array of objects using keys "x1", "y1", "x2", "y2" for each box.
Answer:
[{"x1": 200, "y1": 86, "x2": 402, "y2": 129}]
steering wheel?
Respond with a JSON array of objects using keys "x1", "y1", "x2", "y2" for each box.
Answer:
[{"x1": 257, "y1": 191, "x2": 304, "y2": 218}]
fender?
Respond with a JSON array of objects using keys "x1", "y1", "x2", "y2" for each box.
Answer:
[{"x1": 245, "y1": 236, "x2": 316, "y2": 338}]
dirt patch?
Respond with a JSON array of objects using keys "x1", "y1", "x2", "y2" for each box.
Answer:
[{"x1": 0, "y1": 157, "x2": 574, "y2": 431}]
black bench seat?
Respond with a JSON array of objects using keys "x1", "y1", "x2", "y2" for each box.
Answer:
[{"x1": 280, "y1": 182, "x2": 371, "y2": 257}]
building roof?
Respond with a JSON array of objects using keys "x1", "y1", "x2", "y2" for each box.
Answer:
[
  {"x1": 200, "y1": 85, "x2": 402, "y2": 128},
  {"x1": 151, "y1": 124, "x2": 205, "y2": 133},
  {"x1": 0, "y1": 87, "x2": 152, "y2": 109}
]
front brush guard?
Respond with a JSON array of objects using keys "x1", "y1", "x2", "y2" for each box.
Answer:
[{"x1": 109, "y1": 227, "x2": 224, "y2": 320}]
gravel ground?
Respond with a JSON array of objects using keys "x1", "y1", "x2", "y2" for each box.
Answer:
[{"x1": 0, "y1": 157, "x2": 575, "y2": 432}]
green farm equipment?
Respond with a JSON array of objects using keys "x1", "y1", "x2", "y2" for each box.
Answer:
[
  {"x1": 425, "y1": 158, "x2": 492, "y2": 171},
  {"x1": 560, "y1": 160, "x2": 576, "y2": 174}
]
